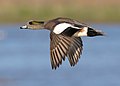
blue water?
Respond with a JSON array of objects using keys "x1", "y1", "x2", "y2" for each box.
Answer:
[{"x1": 0, "y1": 24, "x2": 120, "y2": 86}]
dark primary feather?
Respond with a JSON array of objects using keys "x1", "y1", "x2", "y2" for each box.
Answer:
[
  {"x1": 50, "y1": 32, "x2": 71, "y2": 69},
  {"x1": 50, "y1": 32, "x2": 83, "y2": 69},
  {"x1": 67, "y1": 37, "x2": 83, "y2": 66}
]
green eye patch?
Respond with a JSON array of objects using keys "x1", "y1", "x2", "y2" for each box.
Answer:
[{"x1": 29, "y1": 21, "x2": 44, "y2": 25}]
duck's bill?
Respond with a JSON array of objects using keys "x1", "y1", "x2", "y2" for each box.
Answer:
[{"x1": 20, "y1": 25, "x2": 28, "y2": 29}]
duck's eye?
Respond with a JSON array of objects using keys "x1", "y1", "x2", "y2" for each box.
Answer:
[{"x1": 29, "y1": 21, "x2": 33, "y2": 25}]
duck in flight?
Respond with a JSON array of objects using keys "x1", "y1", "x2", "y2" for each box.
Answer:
[{"x1": 20, "y1": 17, "x2": 104, "y2": 69}]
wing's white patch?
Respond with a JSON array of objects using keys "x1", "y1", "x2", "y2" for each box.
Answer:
[
  {"x1": 77, "y1": 27, "x2": 88, "y2": 36},
  {"x1": 53, "y1": 23, "x2": 79, "y2": 34}
]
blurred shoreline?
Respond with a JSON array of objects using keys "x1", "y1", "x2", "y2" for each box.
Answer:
[{"x1": 0, "y1": 0, "x2": 120, "y2": 23}]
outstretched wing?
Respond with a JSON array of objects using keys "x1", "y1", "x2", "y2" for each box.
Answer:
[
  {"x1": 50, "y1": 32, "x2": 71, "y2": 69},
  {"x1": 50, "y1": 32, "x2": 83, "y2": 69}
]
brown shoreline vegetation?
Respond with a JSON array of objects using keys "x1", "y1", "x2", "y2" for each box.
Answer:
[{"x1": 0, "y1": 0, "x2": 120, "y2": 23}]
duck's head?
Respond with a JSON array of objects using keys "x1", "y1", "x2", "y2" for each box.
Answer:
[{"x1": 20, "y1": 20, "x2": 44, "y2": 30}]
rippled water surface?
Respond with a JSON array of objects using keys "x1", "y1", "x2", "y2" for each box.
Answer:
[{"x1": 0, "y1": 24, "x2": 120, "y2": 86}]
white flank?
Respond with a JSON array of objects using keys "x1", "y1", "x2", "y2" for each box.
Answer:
[
  {"x1": 53, "y1": 23, "x2": 79, "y2": 34},
  {"x1": 77, "y1": 27, "x2": 88, "y2": 36}
]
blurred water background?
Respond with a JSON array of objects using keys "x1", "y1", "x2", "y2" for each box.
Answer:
[
  {"x1": 0, "y1": 23, "x2": 120, "y2": 86},
  {"x1": 0, "y1": 0, "x2": 120, "y2": 86}
]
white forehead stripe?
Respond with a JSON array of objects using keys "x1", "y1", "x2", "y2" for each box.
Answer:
[{"x1": 53, "y1": 23, "x2": 79, "y2": 34}]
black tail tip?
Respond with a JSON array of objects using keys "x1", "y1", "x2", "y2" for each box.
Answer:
[
  {"x1": 87, "y1": 27, "x2": 105, "y2": 37},
  {"x1": 96, "y1": 30, "x2": 105, "y2": 36}
]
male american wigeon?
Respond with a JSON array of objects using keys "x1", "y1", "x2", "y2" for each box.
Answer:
[{"x1": 20, "y1": 17, "x2": 104, "y2": 69}]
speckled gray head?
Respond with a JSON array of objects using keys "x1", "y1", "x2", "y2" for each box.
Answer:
[{"x1": 20, "y1": 20, "x2": 45, "y2": 30}]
